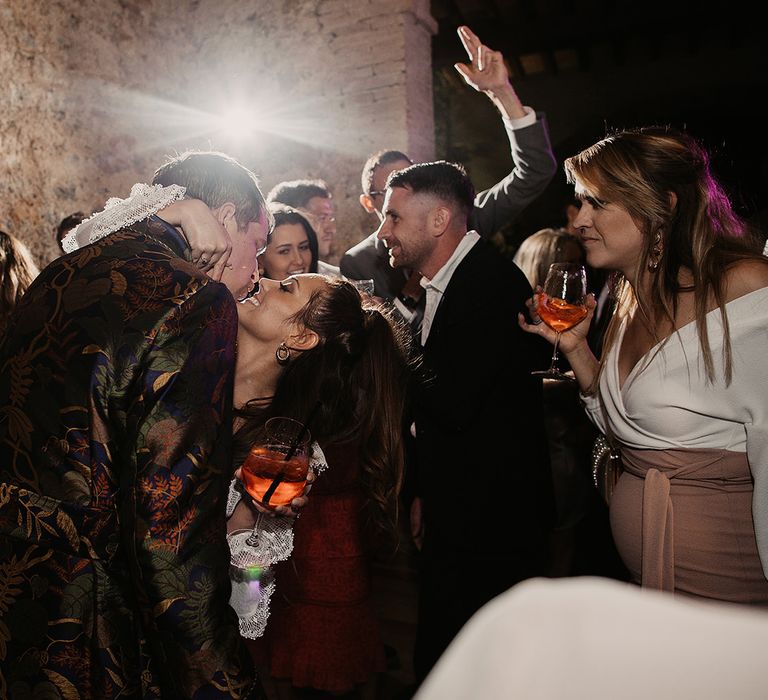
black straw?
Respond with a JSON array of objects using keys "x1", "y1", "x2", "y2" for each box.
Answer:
[
  {"x1": 283, "y1": 400, "x2": 321, "y2": 462},
  {"x1": 262, "y1": 400, "x2": 323, "y2": 507},
  {"x1": 262, "y1": 472, "x2": 284, "y2": 506}
]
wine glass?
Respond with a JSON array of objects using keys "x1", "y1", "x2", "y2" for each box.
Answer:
[
  {"x1": 347, "y1": 278, "x2": 375, "y2": 296},
  {"x1": 238, "y1": 417, "x2": 311, "y2": 545},
  {"x1": 531, "y1": 262, "x2": 588, "y2": 381}
]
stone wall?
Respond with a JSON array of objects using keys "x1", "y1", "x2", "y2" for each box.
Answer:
[{"x1": 0, "y1": 0, "x2": 437, "y2": 268}]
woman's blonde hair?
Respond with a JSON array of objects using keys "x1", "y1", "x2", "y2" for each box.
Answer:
[
  {"x1": 513, "y1": 227, "x2": 584, "y2": 288},
  {"x1": 565, "y1": 126, "x2": 765, "y2": 386},
  {"x1": 1, "y1": 231, "x2": 39, "y2": 335}
]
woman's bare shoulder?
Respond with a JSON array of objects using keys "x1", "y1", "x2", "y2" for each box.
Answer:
[{"x1": 724, "y1": 258, "x2": 768, "y2": 301}]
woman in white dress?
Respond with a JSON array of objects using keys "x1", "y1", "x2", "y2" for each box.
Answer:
[{"x1": 519, "y1": 126, "x2": 768, "y2": 602}]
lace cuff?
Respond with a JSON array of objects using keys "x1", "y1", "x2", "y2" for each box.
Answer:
[
  {"x1": 226, "y1": 478, "x2": 245, "y2": 518},
  {"x1": 227, "y1": 442, "x2": 328, "y2": 639},
  {"x1": 309, "y1": 441, "x2": 329, "y2": 476},
  {"x1": 62, "y1": 183, "x2": 186, "y2": 253},
  {"x1": 228, "y1": 518, "x2": 293, "y2": 639}
]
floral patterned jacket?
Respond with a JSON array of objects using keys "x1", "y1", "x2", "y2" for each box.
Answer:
[{"x1": 0, "y1": 218, "x2": 257, "y2": 699}]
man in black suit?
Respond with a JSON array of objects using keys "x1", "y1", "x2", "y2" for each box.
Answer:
[
  {"x1": 341, "y1": 25, "x2": 557, "y2": 326},
  {"x1": 376, "y1": 160, "x2": 555, "y2": 684}
]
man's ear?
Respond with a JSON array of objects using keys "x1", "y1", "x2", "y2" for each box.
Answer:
[
  {"x1": 359, "y1": 193, "x2": 377, "y2": 215},
  {"x1": 212, "y1": 202, "x2": 238, "y2": 231},
  {"x1": 286, "y1": 328, "x2": 320, "y2": 352},
  {"x1": 430, "y1": 205, "x2": 453, "y2": 237}
]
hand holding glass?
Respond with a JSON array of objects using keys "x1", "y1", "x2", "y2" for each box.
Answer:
[
  {"x1": 531, "y1": 262, "x2": 588, "y2": 381},
  {"x1": 241, "y1": 417, "x2": 311, "y2": 508},
  {"x1": 239, "y1": 417, "x2": 311, "y2": 544}
]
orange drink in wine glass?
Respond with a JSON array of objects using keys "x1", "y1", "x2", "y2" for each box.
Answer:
[
  {"x1": 536, "y1": 294, "x2": 589, "y2": 333},
  {"x1": 240, "y1": 417, "x2": 311, "y2": 509},
  {"x1": 532, "y1": 263, "x2": 588, "y2": 381}
]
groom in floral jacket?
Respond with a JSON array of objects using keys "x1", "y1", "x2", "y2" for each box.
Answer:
[{"x1": 0, "y1": 151, "x2": 270, "y2": 699}]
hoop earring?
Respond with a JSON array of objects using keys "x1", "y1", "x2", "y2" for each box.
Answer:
[
  {"x1": 648, "y1": 231, "x2": 663, "y2": 271},
  {"x1": 275, "y1": 342, "x2": 291, "y2": 365}
]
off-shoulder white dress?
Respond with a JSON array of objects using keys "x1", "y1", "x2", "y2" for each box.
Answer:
[{"x1": 583, "y1": 287, "x2": 768, "y2": 601}]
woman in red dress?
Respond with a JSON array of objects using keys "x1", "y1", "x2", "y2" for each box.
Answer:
[{"x1": 231, "y1": 273, "x2": 413, "y2": 698}]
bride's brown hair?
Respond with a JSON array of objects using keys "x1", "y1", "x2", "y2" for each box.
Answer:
[{"x1": 233, "y1": 279, "x2": 415, "y2": 552}]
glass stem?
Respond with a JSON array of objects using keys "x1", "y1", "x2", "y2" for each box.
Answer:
[
  {"x1": 549, "y1": 332, "x2": 561, "y2": 372},
  {"x1": 246, "y1": 512, "x2": 263, "y2": 547}
]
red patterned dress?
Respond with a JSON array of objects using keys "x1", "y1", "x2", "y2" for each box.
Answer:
[{"x1": 248, "y1": 440, "x2": 386, "y2": 692}]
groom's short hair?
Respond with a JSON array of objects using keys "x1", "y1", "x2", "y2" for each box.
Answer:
[
  {"x1": 152, "y1": 150, "x2": 269, "y2": 229},
  {"x1": 387, "y1": 160, "x2": 475, "y2": 227}
]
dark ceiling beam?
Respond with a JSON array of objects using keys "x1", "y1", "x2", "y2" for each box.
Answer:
[{"x1": 431, "y1": 0, "x2": 764, "y2": 78}]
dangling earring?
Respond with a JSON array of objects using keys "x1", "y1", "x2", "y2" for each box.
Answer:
[
  {"x1": 275, "y1": 342, "x2": 291, "y2": 365},
  {"x1": 648, "y1": 230, "x2": 663, "y2": 271}
]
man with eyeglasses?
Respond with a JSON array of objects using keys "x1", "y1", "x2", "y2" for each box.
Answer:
[
  {"x1": 266, "y1": 178, "x2": 341, "y2": 277},
  {"x1": 340, "y1": 25, "x2": 557, "y2": 324}
]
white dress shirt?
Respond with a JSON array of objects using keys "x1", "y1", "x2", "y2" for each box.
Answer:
[
  {"x1": 502, "y1": 105, "x2": 537, "y2": 131},
  {"x1": 419, "y1": 231, "x2": 480, "y2": 346}
]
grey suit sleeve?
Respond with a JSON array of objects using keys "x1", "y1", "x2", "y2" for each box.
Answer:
[{"x1": 470, "y1": 113, "x2": 558, "y2": 238}]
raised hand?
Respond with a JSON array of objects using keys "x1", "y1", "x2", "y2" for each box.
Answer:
[
  {"x1": 400, "y1": 270, "x2": 424, "y2": 304},
  {"x1": 454, "y1": 25, "x2": 509, "y2": 95},
  {"x1": 453, "y1": 25, "x2": 526, "y2": 120}
]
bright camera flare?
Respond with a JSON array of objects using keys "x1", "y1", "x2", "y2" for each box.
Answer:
[
  {"x1": 86, "y1": 78, "x2": 349, "y2": 153},
  {"x1": 218, "y1": 107, "x2": 255, "y2": 139}
]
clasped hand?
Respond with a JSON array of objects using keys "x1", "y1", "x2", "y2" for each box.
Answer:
[
  {"x1": 227, "y1": 466, "x2": 315, "y2": 534},
  {"x1": 157, "y1": 199, "x2": 233, "y2": 280}
]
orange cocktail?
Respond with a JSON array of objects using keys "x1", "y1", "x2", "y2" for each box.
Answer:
[
  {"x1": 241, "y1": 445, "x2": 309, "y2": 509},
  {"x1": 535, "y1": 293, "x2": 589, "y2": 333}
]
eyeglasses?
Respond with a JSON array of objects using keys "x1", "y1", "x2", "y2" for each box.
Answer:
[
  {"x1": 368, "y1": 190, "x2": 386, "y2": 198},
  {"x1": 296, "y1": 207, "x2": 335, "y2": 228}
]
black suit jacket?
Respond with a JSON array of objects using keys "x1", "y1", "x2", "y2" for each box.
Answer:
[{"x1": 413, "y1": 239, "x2": 554, "y2": 565}]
